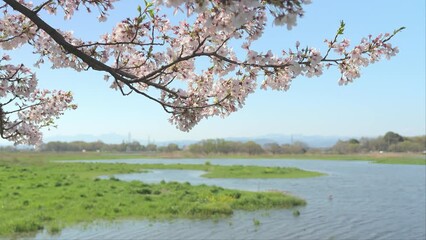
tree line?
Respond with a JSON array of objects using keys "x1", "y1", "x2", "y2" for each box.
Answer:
[
  {"x1": 329, "y1": 131, "x2": 425, "y2": 154},
  {"x1": 36, "y1": 138, "x2": 311, "y2": 155},
  {"x1": 37, "y1": 141, "x2": 179, "y2": 153},
  {"x1": 1, "y1": 131, "x2": 424, "y2": 155}
]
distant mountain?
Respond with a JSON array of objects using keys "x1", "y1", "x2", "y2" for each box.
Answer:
[{"x1": 44, "y1": 133, "x2": 128, "y2": 144}]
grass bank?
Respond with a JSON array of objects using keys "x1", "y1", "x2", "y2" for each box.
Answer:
[
  {"x1": 0, "y1": 157, "x2": 306, "y2": 238},
  {"x1": 134, "y1": 162, "x2": 324, "y2": 178},
  {"x1": 198, "y1": 153, "x2": 425, "y2": 165}
]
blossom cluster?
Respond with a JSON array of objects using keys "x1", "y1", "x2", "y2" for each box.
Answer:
[
  {"x1": 0, "y1": 5, "x2": 37, "y2": 50},
  {"x1": 42, "y1": 0, "x2": 116, "y2": 20},
  {"x1": 0, "y1": 0, "x2": 401, "y2": 144},
  {"x1": 0, "y1": 55, "x2": 76, "y2": 145},
  {"x1": 329, "y1": 34, "x2": 399, "y2": 85}
]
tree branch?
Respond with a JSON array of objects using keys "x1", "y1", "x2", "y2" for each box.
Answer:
[{"x1": 3, "y1": 0, "x2": 177, "y2": 97}]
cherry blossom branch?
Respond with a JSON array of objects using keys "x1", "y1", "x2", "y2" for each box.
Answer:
[
  {"x1": 0, "y1": 0, "x2": 402, "y2": 143},
  {"x1": 4, "y1": 0, "x2": 182, "y2": 99},
  {"x1": 1, "y1": 54, "x2": 77, "y2": 145}
]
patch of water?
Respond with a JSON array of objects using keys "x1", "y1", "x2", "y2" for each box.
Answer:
[{"x1": 36, "y1": 159, "x2": 426, "y2": 240}]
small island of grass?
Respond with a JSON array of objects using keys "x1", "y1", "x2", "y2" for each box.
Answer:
[{"x1": 135, "y1": 162, "x2": 325, "y2": 179}]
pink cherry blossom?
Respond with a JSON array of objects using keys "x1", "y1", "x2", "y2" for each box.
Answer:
[{"x1": 0, "y1": 0, "x2": 402, "y2": 145}]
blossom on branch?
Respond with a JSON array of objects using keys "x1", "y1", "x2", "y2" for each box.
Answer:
[
  {"x1": 0, "y1": 0, "x2": 402, "y2": 145},
  {"x1": 0, "y1": 55, "x2": 76, "y2": 145}
]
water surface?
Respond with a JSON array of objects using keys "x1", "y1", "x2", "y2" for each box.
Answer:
[{"x1": 36, "y1": 159, "x2": 426, "y2": 240}]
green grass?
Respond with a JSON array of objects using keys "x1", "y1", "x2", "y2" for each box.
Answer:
[
  {"x1": 0, "y1": 152, "x2": 153, "y2": 162},
  {"x1": 0, "y1": 156, "x2": 307, "y2": 238},
  {"x1": 133, "y1": 163, "x2": 324, "y2": 178},
  {"x1": 197, "y1": 153, "x2": 426, "y2": 165},
  {"x1": 284, "y1": 153, "x2": 424, "y2": 164},
  {"x1": 370, "y1": 157, "x2": 425, "y2": 165},
  {"x1": 2, "y1": 151, "x2": 423, "y2": 165}
]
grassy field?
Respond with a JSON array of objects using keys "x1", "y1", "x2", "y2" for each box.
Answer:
[{"x1": 0, "y1": 155, "x2": 309, "y2": 237}]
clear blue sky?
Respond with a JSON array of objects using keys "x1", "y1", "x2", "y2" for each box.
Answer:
[{"x1": 2, "y1": 0, "x2": 425, "y2": 144}]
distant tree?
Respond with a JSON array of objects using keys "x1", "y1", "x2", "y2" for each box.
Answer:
[
  {"x1": 0, "y1": 145, "x2": 16, "y2": 152},
  {"x1": 383, "y1": 131, "x2": 404, "y2": 145},
  {"x1": 243, "y1": 141, "x2": 264, "y2": 155},
  {"x1": 165, "y1": 143, "x2": 180, "y2": 152},
  {"x1": 264, "y1": 143, "x2": 282, "y2": 154},
  {"x1": 215, "y1": 139, "x2": 235, "y2": 154},
  {"x1": 368, "y1": 138, "x2": 389, "y2": 152},
  {"x1": 387, "y1": 136, "x2": 426, "y2": 152},
  {"x1": 388, "y1": 141, "x2": 424, "y2": 152},
  {"x1": 187, "y1": 139, "x2": 265, "y2": 155},
  {"x1": 124, "y1": 141, "x2": 142, "y2": 151},
  {"x1": 348, "y1": 138, "x2": 360, "y2": 144},
  {"x1": 332, "y1": 139, "x2": 361, "y2": 154},
  {"x1": 146, "y1": 143, "x2": 157, "y2": 152},
  {"x1": 198, "y1": 139, "x2": 217, "y2": 154},
  {"x1": 188, "y1": 142, "x2": 203, "y2": 154},
  {"x1": 90, "y1": 141, "x2": 106, "y2": 151},
  {"x1": 281, "y1": 141, "x2": 308, "y2": 154}
]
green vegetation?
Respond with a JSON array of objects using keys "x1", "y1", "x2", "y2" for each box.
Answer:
[
  {"x1": 0, "y1": 149, "x2": 422, "y2": 237},
  {"x1": 371, "y1": 157, "x2": 426, "y2": 165},
  {"x1": 252, "y1": 218, "x2": 261, "y2": 226},
  {"x1": 0, "y1": 152, "x2": 153, "y2": 162},
  {"x1": 3, "y1": 132, "x2": 424, "y2": 156},
  {"x1": 293, "y1": 210, "x2": 301, "y2": 217},
  {"x1": 0, "y1": 157, "x2": 307, "y2": 237},
  {"x1": 192, "y1": 152, "x2": 424, "y2": 164},
  {"x1": 330, "y1": 132, "x2": 425, "y2": 154},
  {"x1": 132, "y1": 163, "x2": 324, "y2": 179},
  {"x1": 1, "y1": 150, "x2": 424, "y2": 165},
  {"x1": 2, "y1": 131, "x2": 423, "y2": 166},
  {"x1": 285, "y1": 153, "x2": 425, "y2": 165}
]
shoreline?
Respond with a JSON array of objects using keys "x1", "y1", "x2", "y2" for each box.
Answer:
[{"x1": 1, "y1": 151, "x2": 424, "y2": 165}]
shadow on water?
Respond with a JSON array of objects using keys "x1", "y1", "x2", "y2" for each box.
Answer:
[{"x1": 36, "y1": 159, "x2": 426, "y2": 240}]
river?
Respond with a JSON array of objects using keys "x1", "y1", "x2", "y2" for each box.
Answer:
[{"x1": 35, "y1": 159, "x2": 426, "y2": 240}]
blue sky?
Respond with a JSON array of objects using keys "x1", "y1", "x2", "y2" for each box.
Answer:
[{"x1": 2, "y1": 0, "x2": 425, "y2": 144}]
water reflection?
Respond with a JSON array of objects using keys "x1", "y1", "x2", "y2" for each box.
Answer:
[{"x1": 36, "y1": 159, "x2": 426, "y2": 240}]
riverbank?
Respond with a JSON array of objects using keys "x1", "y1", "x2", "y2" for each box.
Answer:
[
  {"x1": 0, "y1": 157, "x2": 307, "y2": 237},
  {"x1": 201, "y1": 152, "x2": 425, "y2": 165},
  {"x1": 1, "y1": 151, "x2": 424, "y2": 165}
]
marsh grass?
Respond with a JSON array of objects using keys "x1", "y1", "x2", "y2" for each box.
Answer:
[
  {"x1": 0, "y1": 157, "x2": 306, "y2": 237},
  {"x1": 133, "y1": 163, "x2": 325, "y2": 178}
]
